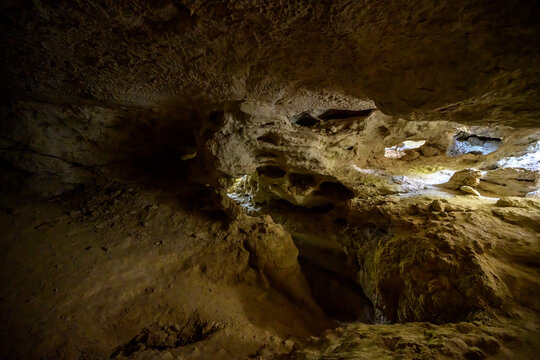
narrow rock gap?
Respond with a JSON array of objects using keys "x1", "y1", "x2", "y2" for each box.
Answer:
[{"x1": 298, "y1": 256, "x2": 375, "y2": 323}]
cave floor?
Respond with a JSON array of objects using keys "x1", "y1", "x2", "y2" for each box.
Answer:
[
  {"x1": 0, "y1": 185, "x2": 326, "y2": 359},
  {"x1": 1, "y1": 185, "x2": 539, "y2": 359}
]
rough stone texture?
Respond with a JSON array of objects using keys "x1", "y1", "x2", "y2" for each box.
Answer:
[
  {"x1": 290, "y1": 321, "x2": 533, "y2": 360},
  {"x1": 2, "y1": 98, "x2": 538, "y2": 198},
  {"x1": 0, "y1": 185, "x2": 330, "y2": 359},
  {"x1": 230, "y1": 214, "x2": 322, "y2": 313},
  {"x1": 1, "y1": 0, "x2": 540, "y2": 127},
  {"x1": 430, "y1": 199, "x2": 445, "y2": 212},
  {"x1": 479, "y1": 168, "x2": 540, "y2": 197},
  {"x1": 445, "y1": 169, "x2": 482, "y2": 190},
  {"x1": 243, "y1": 188, "x2": 540, "y2": 325}
]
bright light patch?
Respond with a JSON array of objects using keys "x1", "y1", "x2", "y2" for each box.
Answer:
[
  {"x1": 446, "y1": 131, "x2": 501, "y2": 157},
  {"x1": 497, "y1": 140, "x2": 540, "y2": 171},
  {"x1": 384, "y1": 140, "x2": 426, "y2": 159},
  {"x1": 352, "y1": 164, "x2": 456, "y2": 196},
  {"x1": 449, "y1": 139, "x2": 499, "y2": 156},
  {"x1": 413, "y1": 169, "x2": 456, "y2": 185},
  {"x1": 351, "y1": 165, "x2": 381, "y2": 175},
  {"x1": 227, "y1": 175, "x2": 261, "y2": 213},
  {"x1": 390, "y1": 169, "x2": 457, "y2": 197}
]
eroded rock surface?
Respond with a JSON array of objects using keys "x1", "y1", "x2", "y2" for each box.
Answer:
[
  {"x1": 2, "y1": 1, "x2": 540, "y2": 126},
  {"x1": 1, "y1": 1, "x2": 540, "y2": 359}
]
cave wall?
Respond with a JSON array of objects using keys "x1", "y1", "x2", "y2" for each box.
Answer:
[{"x1": 1, "y1": 0, "x2": 539, "y2": 196}]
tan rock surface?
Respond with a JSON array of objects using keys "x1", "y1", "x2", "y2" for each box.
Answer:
[{"x1": 445, "y1": 169, "x2": 482, "y2": 190}]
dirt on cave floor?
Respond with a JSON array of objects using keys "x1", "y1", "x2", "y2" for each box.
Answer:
[{"x1": 0, "y1": 182, "x2": 540, "y2": 360}]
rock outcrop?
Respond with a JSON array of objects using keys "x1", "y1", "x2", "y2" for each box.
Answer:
[{"x1": 444, "y1": 169, "x2": 482, "y2": 190}]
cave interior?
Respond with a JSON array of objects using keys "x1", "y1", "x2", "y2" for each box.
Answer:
[{"x1": 1, "y1": 1, "x2": 540, "y2": 359}]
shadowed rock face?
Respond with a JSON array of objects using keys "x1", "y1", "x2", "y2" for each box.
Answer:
[{"x1": 1, "y1": 0, "x2": 540, "y2": 126}]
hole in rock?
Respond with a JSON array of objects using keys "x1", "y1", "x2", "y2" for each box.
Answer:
[
  {"x1": 290, "y1": 112, "x2": 320, "y2": 127},
  {"x1": 256, "y1": 165, "x2": 286, "y2": 178},
  {"x1": 298, "y1": 257, "x2": 375, "y2": 322},
  {"x1": 257, "y1": 133, "x2": 281, "y2": 145},
  {"x1": 288, "y1": 173, "x2": 316, "y2": 188},
  {"x1": 384, "y1": 140, "x2": 426, "y2": 159},
  {"x1": 313, "y1": 181, "x2": 355, "y2": 200},
  {"x1": 255, "y1": 152, "x2": 279, "y2": 164},
  {"x1": 256, "y1": 152, "x2": 278, "y2": 159},
  {"x1": 378, "y1": 126, "x2": 390, "y2": 137},
  {"x1": 226, "y1": 173, "x2": 376, "y2": 323},
  {"x1": 447, "y1": 131, "x2": 501, "y2": 156},
  {"x1": 318, "y1": 108, "x2": 374, "y2": 120},
  {"x1": 208, "y1": 110, "x2": 224, "y2": 124}
]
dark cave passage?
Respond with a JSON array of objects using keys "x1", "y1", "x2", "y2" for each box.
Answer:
[{"x1": 298, "y1": 257, "x2": 375, "y2": 323}]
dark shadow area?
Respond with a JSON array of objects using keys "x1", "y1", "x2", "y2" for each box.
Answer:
[
  {"x1": 105, "y1": 120, "x2": 198, "y2": 193},
  {"x1": 290, "y1": 112, "x2": 320, "y2": 127},
  {"x1": 314, "y1": 181, "x2": 355, "y2": 200},
  {"x1": 288, "y1": 173, "x2": 316, "y2": 188},
  {"x1": 257, "y1": 165, "x2": 286, "y2": 178},
  {"x1": 299, "y1": 257, "x2": 374, "y2": 323},
  {"x1": 257, "y1": 133, "x2": 281, "y2": 145},
  {"x1": 270, "y1": 198, "x2": 335, "y2": 213},
  {"x1": 318, "y1": 109, "x2": 374, "y2": 120}
]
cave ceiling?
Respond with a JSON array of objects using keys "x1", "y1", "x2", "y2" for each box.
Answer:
[{"x1": 1, "y1": 0, "x2": 540, "y2": 126}]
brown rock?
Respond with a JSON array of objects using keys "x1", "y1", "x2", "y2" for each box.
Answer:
[
  {"x1": 445, "y1": 169, "x2": 482, "y2": 190},
  {"x1": 430, "y1": 199, "x2": 445, "y2": 212},
  {"x1": 495, "y1": 198, "x2": 516, "y2": 207}
]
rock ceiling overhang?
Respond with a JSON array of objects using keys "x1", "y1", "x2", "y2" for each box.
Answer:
[{"x1": 1, "y1": 0, "x2": 539, "y2": 126}]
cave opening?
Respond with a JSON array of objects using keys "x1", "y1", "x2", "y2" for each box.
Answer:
[
  {"x1": 290, "y1": 112, "x2": 320, "y2": 127},
  {"x1": 384, "y1": 140, "x2": 427, "y2": 159},
  {"x1": 290, "y1": 108, "x2": 375, "y2": 128},
  {"x1": 447, "y1": 130, "x2": 502, "y2": 156},
  {"x1": 497, "y1": 140, "x2": 540, "y2": 171}
]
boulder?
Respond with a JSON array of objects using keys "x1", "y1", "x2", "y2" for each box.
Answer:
[{"x1": 444, "y1": 169, "x2": 482, "y2": 190}]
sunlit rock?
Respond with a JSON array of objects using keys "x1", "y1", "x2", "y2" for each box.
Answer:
[{"x1": 444, "y1": 169, "x2": 482, "y2": 190}]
